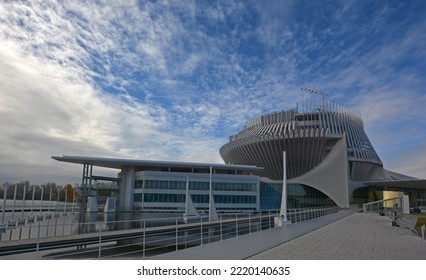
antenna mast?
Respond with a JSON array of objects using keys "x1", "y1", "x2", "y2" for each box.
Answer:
[{"x1": 300, "y1": 88, "x2": 329, "y2": 110}]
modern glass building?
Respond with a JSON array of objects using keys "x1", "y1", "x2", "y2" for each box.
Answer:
[
  {"x1": 133, "y1": 169, "x2": 259, "y2": 212},
  {"x1": 52, "y1": 156, "x2": 266, "y2": 212},
  {"x1": 52, "y1": 94, "x2": 426, "y2": 212},
  {"x1": 220, "y1": 93, "x2": 424, "y2": 207}
]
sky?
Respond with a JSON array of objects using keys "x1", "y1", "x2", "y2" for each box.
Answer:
[{"x1": 0, "y1": 0, "x2": 425, "y2": 185}]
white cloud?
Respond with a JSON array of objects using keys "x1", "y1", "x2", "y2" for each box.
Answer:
[
  {"x1": 138, "y1": 42, "x2": 168, "y2": 73},
  {"x1": 0, "y1": 0, "x2": 425, "y2": 185},
  {"x1": 0, "y1": 41, "x2": 170, "y2": 183},
  {"x1": 0, "y1": 1, "x2": 238, "y2": 185},
  {"x1": 180, "y1": 53, "x2": 202, "y2": 75}
]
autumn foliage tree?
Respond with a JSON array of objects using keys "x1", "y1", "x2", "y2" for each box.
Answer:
[
  {"x1": 64, "y1": 184, "x2": 80, "y2": 202},
  {"x1": 0, "y1": 182, "x2": 82, "y2": 203}
]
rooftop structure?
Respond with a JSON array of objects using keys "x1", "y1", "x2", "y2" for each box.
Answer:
[{"x1": 220, "y1": 94, "x2": 400, "y2": 182}]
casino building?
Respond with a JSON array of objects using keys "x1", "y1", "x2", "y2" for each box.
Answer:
[
  {"x1": 219, "y1": 94, "x2": 417, "y2": 208},
  {"x1": 53, "y1": 93, "x2": 426, "y2": 213}
]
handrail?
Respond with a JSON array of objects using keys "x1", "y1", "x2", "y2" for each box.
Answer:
[
  {"x1": 0, "y1": 206, "x2": 339, "y2": 259},
  {"x1": 362, "y1": 196, "x2": 404, "y2": 215}
]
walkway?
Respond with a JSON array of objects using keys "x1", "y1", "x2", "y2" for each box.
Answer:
[
  {"x1": 151, "y1": 210, "x2": 426, "y2": 260},
  {"x1": 250, "y1": 213, "x2": 426, "y2": 260}
]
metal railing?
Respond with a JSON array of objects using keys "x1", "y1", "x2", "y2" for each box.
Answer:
[
  {"x1": 362, "y1": 197, "x2": 426, "y2": 240},
  {"x1": 0, "y1": 206, "x2": 339, "y2": 259},
  {"x1": 362, "y1": 196, "x2": 404, "y2": 216}
]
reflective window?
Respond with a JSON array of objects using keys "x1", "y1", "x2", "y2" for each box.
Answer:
[
  {"x1": 143, "y1": 193, "x2": 185, "y2": 203},
  {"x1": 260, "y1": 182, "x2": 336, "y2": 210}
]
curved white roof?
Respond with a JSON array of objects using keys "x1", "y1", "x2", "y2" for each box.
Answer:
[{"x1": 52, "y1": 155, "x2": 264, "y2": 172}]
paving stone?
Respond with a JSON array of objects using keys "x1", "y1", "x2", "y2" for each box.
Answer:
[{"x1": 250, "y1": 213, "x2": 426, "y2": 260}]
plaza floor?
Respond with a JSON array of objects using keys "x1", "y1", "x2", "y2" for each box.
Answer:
[{"x1": 152, "y1": 209, "x2": 426, "y2": 260}]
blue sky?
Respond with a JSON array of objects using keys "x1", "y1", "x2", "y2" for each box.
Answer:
[{"x1": 0, "y1": 0, "x2": 425, "y2": 184}]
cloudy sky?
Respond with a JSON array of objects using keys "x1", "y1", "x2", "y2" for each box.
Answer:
[{"x1": 0, "y1": 0, "x2": 425, "y2": 185}]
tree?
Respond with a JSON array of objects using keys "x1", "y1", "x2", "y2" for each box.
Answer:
[
  {"x1": 0, "y1": 183, "x2": 5, "y2": 199},
  {"x1": 6, "y1": 183, "x2": 16, "y2": 199},
  {"x1": 64, "y1": 184, "x2": 80, "y2": 202},
  {"x1": 11, "y1": 181, "x2": 29, "y2": 200},
  {"x1": 41, "y1": 182, "x2": 61, "y2": 201}
]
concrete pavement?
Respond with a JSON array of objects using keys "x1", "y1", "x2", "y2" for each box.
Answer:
[{"x1": 249, "y1": 213, "x2": 426, "y2": 260}]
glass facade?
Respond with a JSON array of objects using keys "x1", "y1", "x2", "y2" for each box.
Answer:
[
  {"x1": 134, "y1": 179, "x2": 258, "y2": 211},
  {"x1": 133, "y1": 176, "x2": 346, "y2": 212},
  {"x1": 260, "y1": 182, "x2": 336, "y2": 210},
  {"x1": 135, "y1": 180, "x2": 186, "y2": 190},
  {"x1": 136, "y1": 180, "x2": 256, "y2": 192},
  {"x1": 352, "y1": 186, "x2": 426, "y2": 207},
  {"x1": 143, "y1": 193, "x2": 186, "y2": 203},
  {"x1": 134, "y1": 178, "x2": 339, "y2": 211}
]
